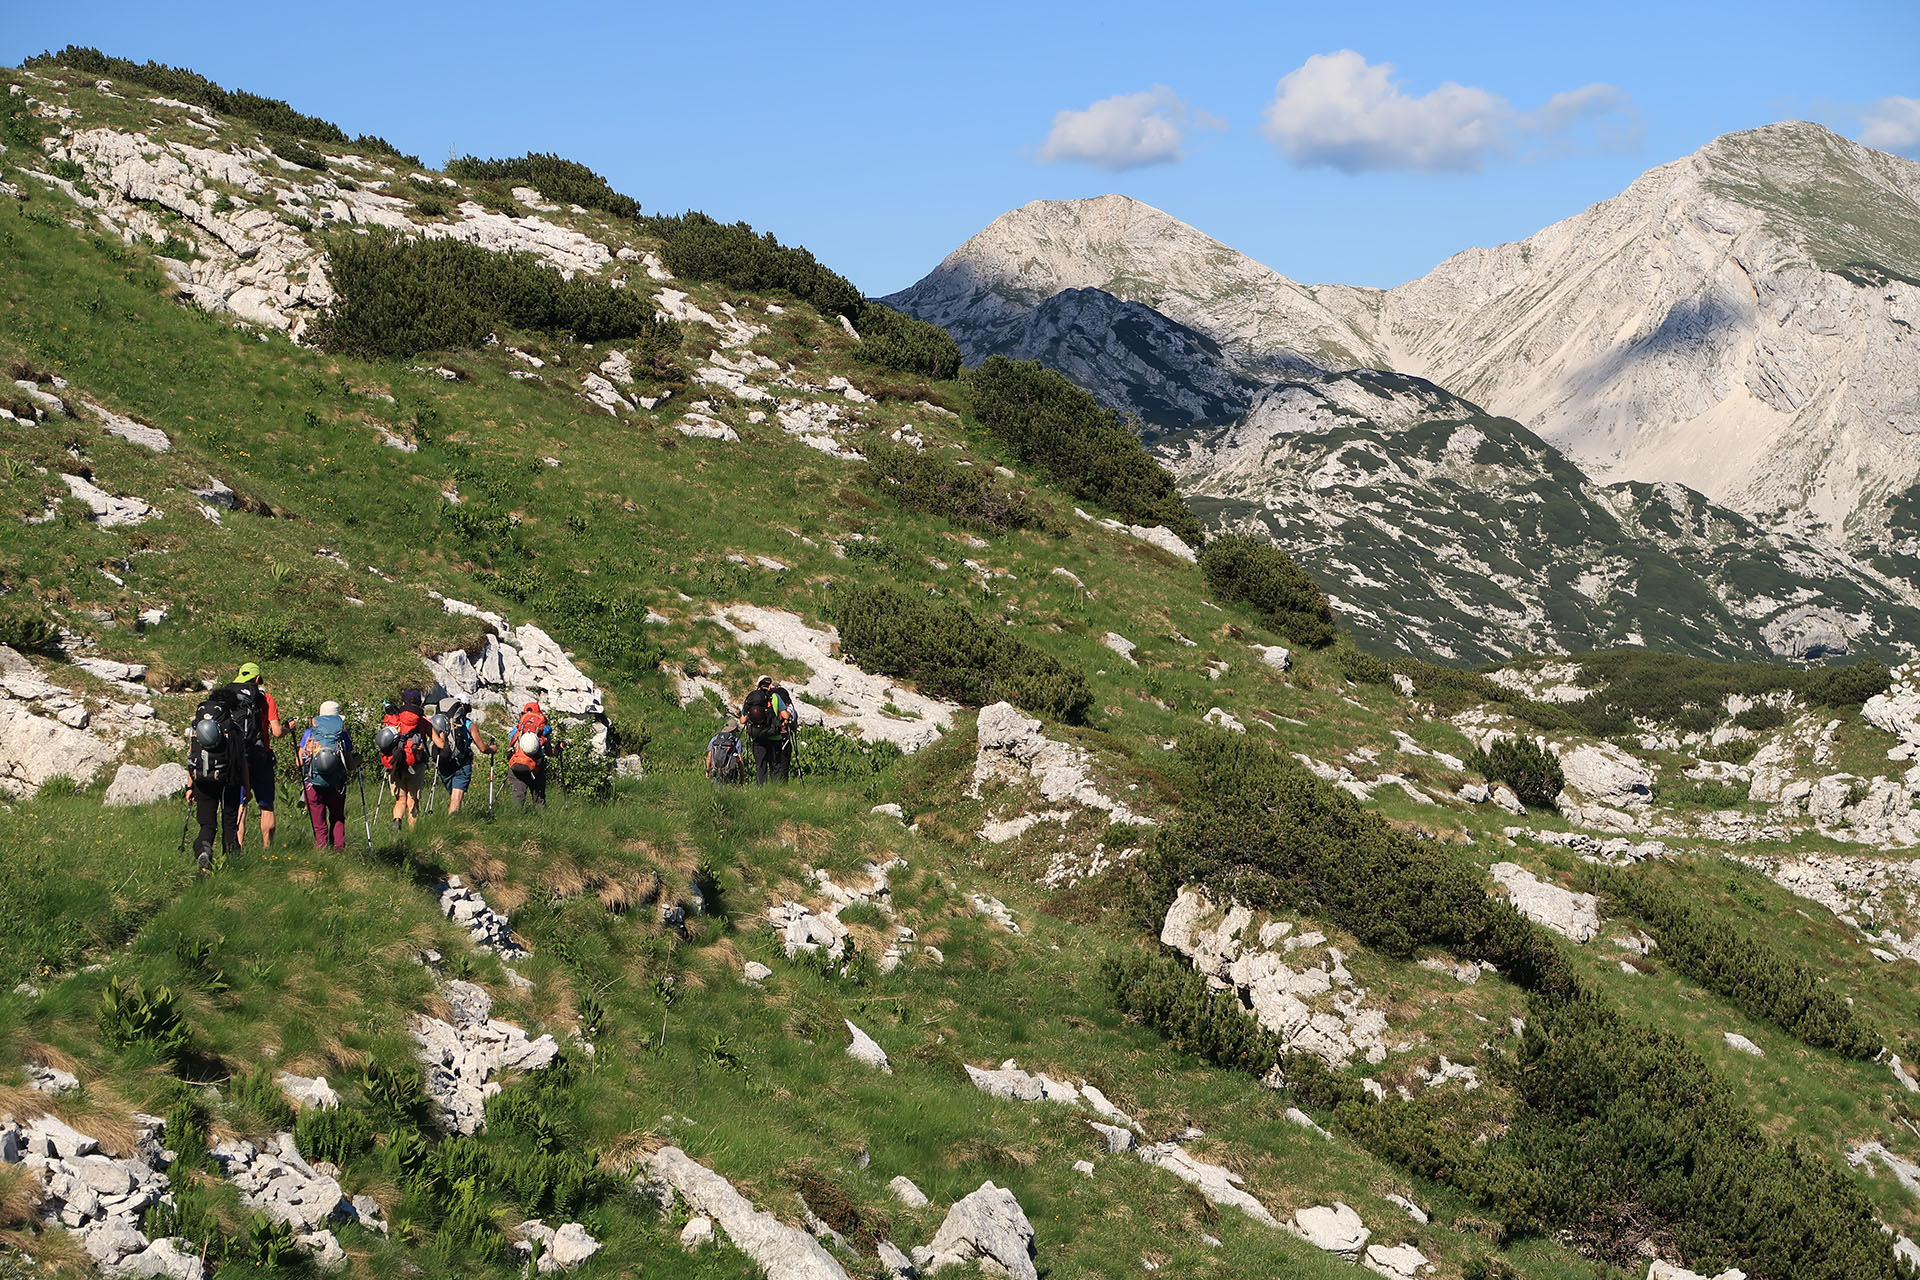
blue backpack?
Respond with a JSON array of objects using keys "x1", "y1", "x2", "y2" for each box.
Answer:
[{"x1": 305, "y1": 715, "x2": 351, "y2": 789}]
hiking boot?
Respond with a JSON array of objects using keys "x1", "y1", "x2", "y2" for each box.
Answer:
[
  {"x1": 390, "y1": 817, "x2": 402, "y2": 831},
  {"x1": 195, "y1": 849, "x2": 212, "y2": 876}
]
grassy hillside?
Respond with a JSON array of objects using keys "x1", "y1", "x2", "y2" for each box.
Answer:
[{"x1": 3, "y1": 57, "x2": 1920, "y2": 1280}]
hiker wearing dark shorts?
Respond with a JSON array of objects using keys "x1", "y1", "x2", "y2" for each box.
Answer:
[
  {"x1": 231, "y1": 662, "x2": 285, "y2": 847},
  {"x1": 431, "y1": 701, "x2": 494, "y2": 814}
]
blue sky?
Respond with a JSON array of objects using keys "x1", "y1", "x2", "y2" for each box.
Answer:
[{"x1": 6, "y1": 1, "x2": 1916, "y2": 294}]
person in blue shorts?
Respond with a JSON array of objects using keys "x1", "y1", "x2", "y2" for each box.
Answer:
[{"x1": 431, "y1": 700, "x2": 496, "y2": 814}]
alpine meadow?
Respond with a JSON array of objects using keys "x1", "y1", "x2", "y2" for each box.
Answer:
[{"x1": 7, "y1": 40, "x2": 1920, "y2": 1280}]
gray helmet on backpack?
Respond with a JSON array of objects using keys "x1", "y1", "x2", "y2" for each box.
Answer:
[
  {"x1": 374, "y1": 723, "x2": 399, "y2": 754},
  {"x1": 194, "y1": 716, "x2": 226, "y2": 751},
  {"x1": 430, "y1": 713, "x2": 451, "y2": 735}
]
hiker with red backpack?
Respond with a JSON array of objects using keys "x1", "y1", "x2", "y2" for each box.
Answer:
[
  {"x1": 507, "y1": 700, "x2": 560, "y2": 808},
  {"x1": 377, "y1": 688, "x2": 432, "y2": 830}
]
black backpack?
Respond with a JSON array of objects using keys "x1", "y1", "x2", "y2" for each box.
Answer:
[
  {"x1": 707, "y1": 729, "x2": 744, "y2": 784},
  {"x1": 189, "y1": 686, "x2": 247, "y2": 781},
  {"x1": 743, "y1": 691, "x2": 775, "y2": 738}
]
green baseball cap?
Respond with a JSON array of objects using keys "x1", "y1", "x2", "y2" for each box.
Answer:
[{"x1": 235, "y1": 662, "x2": 260, "y2": 682}]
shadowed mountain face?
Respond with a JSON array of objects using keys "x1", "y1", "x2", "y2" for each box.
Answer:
[{"x1": 890, "y1": 124, "x2": 1920, "y2": 664}]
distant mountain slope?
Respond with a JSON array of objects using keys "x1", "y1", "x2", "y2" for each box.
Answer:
[
  {"x1": 1366, "y1": 122, "x2": 1920, "y2": 548},
  {"x1": 881, "y1": 193, "x2": 1382, "y2": 375},
  {"x1": 1160, "y1": 369, "x2": 1920, "y2": 663}
]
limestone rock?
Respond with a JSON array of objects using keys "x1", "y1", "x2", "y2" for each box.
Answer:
[
  {"x1": 1555, "y1": 742, "x2": 1654, "y2": 808},
  {"x1": 103, "y1": 762, "x2": 189, "y2": 807},
  {"x1": 1103, "y1": 632, "x2": 1138, "y2": 664},
  {"x1": 1136, "y1": 1143, "x2": 1277, "y2": 1226},
  {"x1": 743, "y1": 961, "x2": 773, "y2": 984},
  {"x1": 1489, "y1": 863, "x2": 1600, "y2": 943},
  {"x1": 62, "y1": 473, "x2": 158, "y2": 527},
  {"x1": 1252, "y1": 644, "x2": 1292, "y2": 671},
  {"x1": 641, "y1": 1146, "x2": 850, "y2": 1280},
  {"x1": 680, "y1": 1216, "x2": 714, "y2": 1249},
  {"x1": 917, "y1": 1181, "x2": 1038, "y2": 1280},
  {"x1": 1723, "y1": 1032, "x2": 1764, "y2": 1057},
  {"x1": 1364, "y1": 1242, "x2": 1432, "y2": 1279},
  {"x1": 888, "y1": 1175, "x2": 930, "y2": 1208},
  {"x1": 275, "y1": 1072, "x2": 340, "y2": 1111},
  {"x1": 1648, "y1": 1262, "x2": 1749, "y2": 1280},
  {"x1": 1291, "y1": 1202, "x2": 1370, "y2": 1260},
  {"x1": 845, "y1": 1020, "x2": 892, "y2": 1073},
  {"x1": 970, "y1": 701, "x2": 1155, "y2": 837}
]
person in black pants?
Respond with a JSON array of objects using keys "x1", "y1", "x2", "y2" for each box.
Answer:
[{"x1": 740, "y1": 676, "x2": 792, "y2": 785}]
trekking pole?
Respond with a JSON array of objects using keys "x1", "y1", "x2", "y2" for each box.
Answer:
[
  {"x1": 486, "y1": 749, "x2": 496, "y2": 815},
  {"x1": 426, "y1": 752, "x2": 439, "y2": 817},
  {"x1": 176, "y1": 783, "x2": 191, "y2": 855},
  {"x1": 357, "y1": 763, "x2": 373, "y2": 853}
]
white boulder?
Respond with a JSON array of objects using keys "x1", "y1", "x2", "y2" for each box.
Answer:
[
  {"x1": 916, "y1": 1181, "x2": 1038, "y2": 1280},
  {"x1": 1489, "y1": 863, "x2": 1600, "y2": 943}
]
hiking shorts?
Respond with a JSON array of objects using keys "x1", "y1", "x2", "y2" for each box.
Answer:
[
  {"x1": 442, "y1": 764, "x2": 474, "y2": 792},
  {"x1": 246, "y1": 753, "x2": 275, "y2": 811}
]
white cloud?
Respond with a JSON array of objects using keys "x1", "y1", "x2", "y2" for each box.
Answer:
[
  {"x1": 1260, "y1": 50, "x2": 1636, "y2": 173},
  {"x1": 1036, "y1": 85, "x2": 1221, "y2": 172},
  {"x1": 1861, "y1": 96, "x2": 1920, "y2": 157}
]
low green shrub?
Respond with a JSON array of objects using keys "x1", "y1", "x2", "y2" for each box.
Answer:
[
  {"x1": 1101, "y1": 951, "x2": 1363, "y2": 1110},
  {"x1": 1697, "y1": 737, "x2": 1764, "y2": 765},
  {"x1": 445, "y1": 152, "x2": 641, "y2": 220},
  {"x1": 1803, "y1": 659, "x2": 1892, "y2": 708},
  {"x1": 234, "y1": 1061, "x2": 295, "y2": 1131},
  {"x1": 0, "y1": 598, "x2": 60, "y2": 653},
  {"x1": 1592, "y1": 866, "x2": 1881, "y2": 1057},
  {"x1": 1651, "y1": 778, "x2": 1750, "y2": 809},
  {"x1": 476, "y1": 564, "x2": 664, "y2": 686},
  {"x1": 312, "y1": 230, "x2": 679, "y2": 360},
  {"x1": 833, "y1": 582, "x2": 1092, "y2": 723},
  {"x1": 640, "y1": 211, "x2": 864, "y2": 319},
  {"x1": 224, "y1": 614, "x2": 336, "y2": 664},
  {"x1": 1197, "y1": 532, "x2": 1336, "y2": 649},
  {"x1": 265, "y1": 134, "x2": 327, "y2": 169},
  {"x1": 97, "y1": 976, "x2": 190, "y2": 1061},
  {"x1": 789, "y1": 729, "x2": 903, "y2": 782},
  {"x1": 968, "y1": 355, "x2": 1203, "y2": 545},
  {"x1": 1146, "y1": 733, "x2": 1576, "y2": 993},
  {"x1": 1465, "y1": 736, "x2": 1564, "y2": 809},
  {"x1": 295, "y1": 1106, "x2": 373, "y2": 1165},
  {"x1": 1334, "y1": 645, "x2": 1392, "y2": 684},
  {"x1": 864, "y1": 440, "x2": 1037, "y2": 532},
  {"x1": 27, "y1": 46, "x2": 412, "y2": 160},
  {"x1": 1733, "y1": 702, "x2": 1788, "y2": 731},
  {"x1": 852, "y1": 303, "x2": 962, "y2": 380}
]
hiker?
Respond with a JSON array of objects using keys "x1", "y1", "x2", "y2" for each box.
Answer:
[
  {"x1": 740, "y1": 676, "x2": 795, "y2": 785},
  {"x1": 231, "y1": 662, "x2": 285, "y2": 848},
  {"x1": 705, "y1": 716, "x2": 746, "y2": 786},
  {"x1": 506, "y1": 700, "x2": 559, "y2": 808},
  {"x1": 184, "y1": 670, "x2": 275, "y2": 872},
  {"x1": 297, "y1": 700, "x2": 357, "y2": 849},
  {"x1": 430, "y1": 700, "x2": 495, "y2": 814},
  {"x1": 379, "y1": 689, "x2": 432, "y2": 829}
]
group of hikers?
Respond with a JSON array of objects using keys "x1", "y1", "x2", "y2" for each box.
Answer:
[
  {"x1": 184, "y1": 662, "x2": 802, "y2": 871},
  {"x1": 184, "y1": 663, "x2": 563, "y2": 872},
  {"x1": 707, "y1": 675, "x2": 798, "y2": 786}
]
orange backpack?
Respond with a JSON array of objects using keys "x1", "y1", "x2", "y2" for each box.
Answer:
[{"x1": 509, "y1": 708, "x2": 548, "y2": 771}]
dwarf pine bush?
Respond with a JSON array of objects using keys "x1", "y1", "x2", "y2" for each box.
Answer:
[
  {"x1": 968, "y1": 356, "x2": 1203, "y2": 546},
  {"x1": 446, "y1": 152, "x2": 641, "y2": 220},
  {"x1": 1465, "y1": 736, "x2": 1564, "y2": 809},
  {"x1": 1593, "y1": 866, "x2": 1881, "y2": 1057},
  {"x1": 312, "y1": 231, "x2": 679, "y2": 360},
  {"x1": 27, "y1": 47, "x2": 412, "y2": 160},
  {"x1": 833, "y1": 582, "x2": 1092, "y2": 723},
  {"x1": 642, "y1": 211, "x2": 865, "y2": 318},
  {"x1": 864, "y1": 440, "x2": 1038, "y2": 532},
  {"x1": 852, "y1": 303, "x2": 963, "y2": 380},
  {"x1": 1197, "y1": 531, "x2": 1336, "y2": 649}
]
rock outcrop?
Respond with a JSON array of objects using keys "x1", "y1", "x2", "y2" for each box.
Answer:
[
  {"x1": 3, "y1": 1111, "x2": 204, "y2": 1278},
  {"x1": 1161, "y1": 888, "x2": 1390, "y2": 1066},
  {"x1": 1488, "y1": 863, "x2": 1601, "y2": 943},
  {"x1": 641, "y1": 1146, "x2": 851, "y2": 1280},
  {"x1": 409, "y1": 980, "x2": 558, "y2": 1134},
  {"x1": 970, "y1": 701, "x2": 1154, "y2": 843},
  {"x1": 916, "y1": 1181, "x2": 1039, "y2": 1280}
]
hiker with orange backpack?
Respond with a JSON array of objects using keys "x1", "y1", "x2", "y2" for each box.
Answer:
[
  {"x1": 377, "y1": 688, "x2": 432, "y2": 830},
  {"x1": 507, "y1": 700, "x2": 560, "y2": 808}
]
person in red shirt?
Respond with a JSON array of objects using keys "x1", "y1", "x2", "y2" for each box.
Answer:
[{"x1": 230, "y1": 662, "x2": 286, "y2": 848}]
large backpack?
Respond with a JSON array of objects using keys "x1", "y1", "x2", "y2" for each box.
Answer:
[
  {"x1": 438, "y1": 716, "x2": 473, "y2": 773},
  {"x1": 743, "y1": 690, "x2": 776, "y2": 739},
  {"x1": 304, "y1": 715, "x2": 350, "y2": 789},
  {"x1": 379, "y1": 711, "x2": 427, "y2": 776},
  {"x1": 189, "y1": 687, "x2": 244, "y2": 782},
  {"x1": 509, "y1": 708, "x2": 548, "y2": 771},
  {"x1": 707, "y1": 729, "x2": 744, "y2": 784}
]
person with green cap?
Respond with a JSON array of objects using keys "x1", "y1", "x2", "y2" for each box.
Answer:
[{"x1": 231, "y1": 662, "x2": 287, "y2": 848}]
